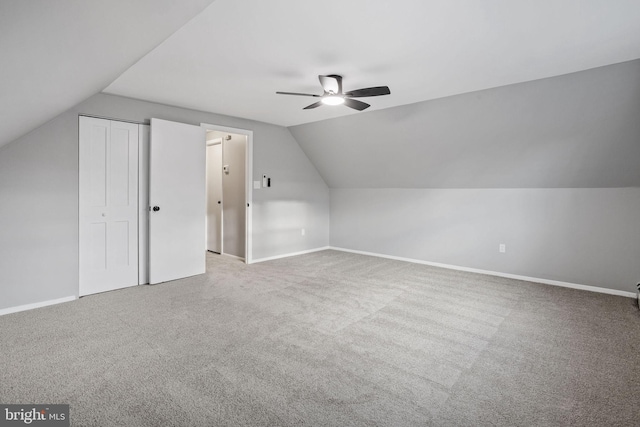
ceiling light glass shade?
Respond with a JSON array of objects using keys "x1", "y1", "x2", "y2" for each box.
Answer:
[{"x1": 322, "y1": 95, "x2": 345, "y2": 106}]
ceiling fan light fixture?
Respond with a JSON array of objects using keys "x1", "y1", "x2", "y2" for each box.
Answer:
[
  {"x1": 277, "y1": 75, "x2": 389, "y2": 111},
  {"x1": 321, "y1": 95, "x2": 345, "y2": 106}
]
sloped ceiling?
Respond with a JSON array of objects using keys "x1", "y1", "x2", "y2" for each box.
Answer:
[
  {"x1": 290, "y1": 60, "x2": 640, "y2": 188},
  {"x1": 104, "y1": 0, "x2": 640, "y2": 127},
  {"x1": 3, "y1": 1, "x2": 640, "y2": 189},
  {"x1": 0, "y1": 0, "x2": 216, "y2": 148}
]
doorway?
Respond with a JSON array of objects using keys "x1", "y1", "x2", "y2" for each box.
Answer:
[
  {"x1": 201, "y1": 123, "x2": 253, "y2": 263},
  {"x1": 205, "y1": 130, "x2": 249, "y2": 260}
]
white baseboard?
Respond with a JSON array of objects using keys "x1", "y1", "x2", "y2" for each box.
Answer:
[
  {"x1": 329, "y1": 247, "x2": 636, "y2": 298},
  {"x1": 0, "y1": 296, "x2": 77, "y2": 316},
  {"x1": 251, "y1": 246, "x2": 331, "y2": 264}
]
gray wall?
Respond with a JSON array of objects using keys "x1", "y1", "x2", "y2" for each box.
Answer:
[
  {"x1": 0, "y1": 113, "x2": 80, "y2": 307},
  {"x1": 331, "y1": 188, "x2": 640, "y2": 292},
  {"x1": 0, "y1": 93, "x2": 329, "y2": 310},
  {"x1": 289, "y1": 60, "x2": 640, "y2": 294}
]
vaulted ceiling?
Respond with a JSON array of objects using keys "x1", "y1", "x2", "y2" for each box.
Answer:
[
  {"x1": 2, "y1": 0, "x2": 640, "y2": 189},
  {"x1": 290, "y1": 59, "x2": 640, "y2": 188},
  {"x1": 0, "y1": 0, "x2": 216, "y2": 148},
  {"x1": 104, "y1": 0, "x2": 640, "y2": 128}
]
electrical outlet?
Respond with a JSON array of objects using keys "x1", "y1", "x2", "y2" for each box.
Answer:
[
  {"x1": 301, "y1": 229, "x2": 306, "y2": 236},
  {"x1": 499, "y1": 244, "x2": 506, "y2": 253}
]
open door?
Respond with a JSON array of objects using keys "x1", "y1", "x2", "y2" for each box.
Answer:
[{"x1": 149, "y1": 118, "x2": 206, "y2": 284}]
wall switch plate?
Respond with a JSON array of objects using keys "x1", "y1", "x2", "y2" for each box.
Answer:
[
  {"x1": 301, "y1": 229, "x2": 305, "y2": 236},
  {"x1": 253, "y1": 181, "x2": 261, "y2": 189},
  {"x1": 499, "y1": 244, "x2": 506, "y2": 253}
]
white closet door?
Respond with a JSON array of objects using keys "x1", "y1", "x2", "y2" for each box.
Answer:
[
  {"x1": 149, "y1": 118, "x2": 206, "y2": 284},
  {"x1": 79, "y1": 117, "x2": 139, "y2": 296}
]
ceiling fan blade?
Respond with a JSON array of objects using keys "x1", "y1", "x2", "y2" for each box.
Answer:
[
  {"x1": 303, "y1": 101, "x2": 324, "y2": 110},
  {"x1": 276, "y1": 91, "x2": 321, "y2": 97},
  {"x1": 344, "y1": 86, "x2": 391, "y2": 97},
  {"x1": 343, "y1": 98, "x2": 370, "y2": 111},
  {"x1": 319, "y1": 75, "x2": 342, "y2": 94}
]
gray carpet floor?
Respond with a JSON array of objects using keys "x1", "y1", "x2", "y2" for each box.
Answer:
[{"x1": 1, "y1": 250, "x2": 639, "y2": 426}]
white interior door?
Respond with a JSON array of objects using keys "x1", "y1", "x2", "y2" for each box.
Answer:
[
  {"x1": 149, "y1": 118, "x2": 206, "y2": 284},
  {"x1": 79, "y1": 117, "x2": 139, "y2": 296},
  {"x1": 206, "y1": 143, "x2": 223, "y2": 253}
]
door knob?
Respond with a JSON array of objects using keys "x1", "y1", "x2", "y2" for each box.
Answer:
[{"x1": 152, "y1": 206, "x2": 160, "y2": 212}]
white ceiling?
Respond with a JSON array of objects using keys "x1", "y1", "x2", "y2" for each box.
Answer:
[
  {"x1": 104, "y1": 0, "x2": 640, "y2": 127},
  {"x1": 0, "y1": 0, "x2": 216, "y2": 148},
  {"x1": 3, "y1": 0, "x2": 640, "y2": 150}
]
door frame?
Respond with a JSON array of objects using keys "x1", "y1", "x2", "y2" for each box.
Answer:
[{"x1": 200, "y1": 123, "x2": 253, "y2": 264}]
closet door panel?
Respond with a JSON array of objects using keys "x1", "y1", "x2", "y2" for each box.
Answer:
[{"x1": 79, "y1": 116, "x2": 139, "y2": 296}]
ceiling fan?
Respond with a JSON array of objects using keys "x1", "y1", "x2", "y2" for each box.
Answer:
[{"x1": 276, "y1": 75, "x2": 390, "y2": 111}]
